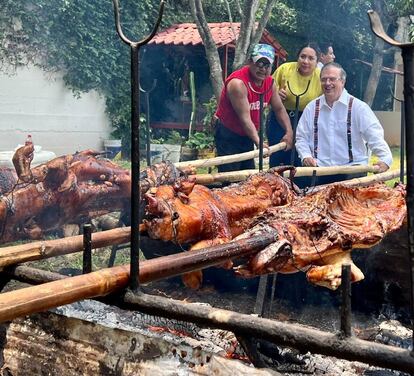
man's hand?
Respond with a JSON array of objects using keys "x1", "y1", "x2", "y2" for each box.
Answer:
[
  {"x1": 255, "y1": 140, "x2": 270, "y2": 155},
  {"x1": 281, "y1": 132, "x2": 293, "y2": 150},
  {"x1": 373, "y1": 161, "x2": 389, "y2": 173},
  {"x1": 302, "y1": 157, "x2": 317, "y2": 167}
]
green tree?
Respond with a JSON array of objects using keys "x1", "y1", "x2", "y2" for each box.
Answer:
[
  {"x1": 189, "y1": 0, "x2": 278, "y2": 100},
  {"x1": 0, "y1": 0, "x2": 171, "y2": 154}
]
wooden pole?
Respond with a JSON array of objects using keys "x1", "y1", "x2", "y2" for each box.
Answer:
[
  {"x1": 0, "y1": 226, "x2": 131, "y2": 268},
  {"x1": 0, "y1": 234, "x2": 276, "y2": 323},
  {"x1": 194, "y1": 165, "x2": 394, "y2": 185},
  {"x1": 175, "y1": 142, "x2": 286, "y2": 169}
]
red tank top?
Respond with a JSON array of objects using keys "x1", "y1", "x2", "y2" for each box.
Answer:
[{"x1": 215, "y1": 66, "x2": 273, "y2": 136}]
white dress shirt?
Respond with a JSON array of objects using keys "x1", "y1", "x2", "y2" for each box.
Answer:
[{"x1": 295, "y1": 89, "x2": 393, "y2": 167}]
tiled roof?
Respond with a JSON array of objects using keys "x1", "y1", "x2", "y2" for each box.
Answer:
[{"x1": 149, "y1": 22, "x2": 287, "y2": 58}]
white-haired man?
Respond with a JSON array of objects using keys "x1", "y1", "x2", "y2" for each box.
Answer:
[{"x1": 295, "y1": 62, "x2": 392, "y2": 185}]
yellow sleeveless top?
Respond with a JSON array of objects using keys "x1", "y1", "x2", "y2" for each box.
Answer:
[{"x1": 272, "y1": 62, "x2": 322, "y2": 111}]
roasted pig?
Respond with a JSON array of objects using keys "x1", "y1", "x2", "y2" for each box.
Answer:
[
  {"x1": 235, "y1": 183, "x2": 406, "y2": 289},
  {"x1": 143, "y1": 167, "x2": 299, "y2": 288}
]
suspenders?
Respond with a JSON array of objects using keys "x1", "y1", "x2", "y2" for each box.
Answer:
[{"x1": 313, "y1": 97, "x2": 354, "y2": 163}]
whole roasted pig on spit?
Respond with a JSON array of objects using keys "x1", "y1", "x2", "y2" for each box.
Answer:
[
  {"x1": 0, "y1": 148, "x2": 191, "y2": 244},
  {"x1": 143, "y1": 167, "x2": 299, "y2": 288},
  {"x1": 234, "y1": 183, "x2": 406, "y2": 289},
  {"x1": 143, "y1": 173, "x2": 406, "y2": 290}
]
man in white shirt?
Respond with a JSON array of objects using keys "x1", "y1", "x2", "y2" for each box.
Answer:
[{"x1": 295, "y1": 62, "x2": 392, "y2": 185}]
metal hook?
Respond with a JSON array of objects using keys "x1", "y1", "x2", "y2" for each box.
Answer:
[
  {"x1": 287, "y1": 80, "x2": 311, "y2": 165},
  {"x1": 390, "y1": 87, "x2": 404, "y2": 104},
  {"x1": 367, "y1": 10, "x2": 414, "y2": 48},
  {"x1": 112, "y1": 0, "x2": 164, "y2": 292},
  {"x1": 139, "y1": 79, "x2": 157, "y2": 94},
  {"x1": 113, "y1": 0, "x2": 165, "y2": 46}
]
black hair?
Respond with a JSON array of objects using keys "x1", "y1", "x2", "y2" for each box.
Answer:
[
  {"x1": 296, "y1": 42, "x2": 321, "y2": 60},
  {"x1": 319, "y1": 41, "x2": 333, "y2": 55}
]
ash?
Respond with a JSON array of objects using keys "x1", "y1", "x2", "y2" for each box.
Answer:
[{"x1": 50, "y1": 275, "x2": 412, "y2": 376}]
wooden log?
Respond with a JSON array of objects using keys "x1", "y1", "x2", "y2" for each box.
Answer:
[
  {"x1": 0, "y1": 234, "x2": 276, "y2": 323},
  {"x1": 341, "y1": 169, "x2": 400, "y2": 186},
  {"x1": 123, "y1": 292, "x2": 414, "y2": 374},
  {"x1": 285, "y1": 165, "x2": 378, "y2": 177},
  {"x1": 175, "y1": 142, "x2": 286, "y2": 169},
  {"x1": 5, "y1": 265, "x2": 413, "y2": 374}
]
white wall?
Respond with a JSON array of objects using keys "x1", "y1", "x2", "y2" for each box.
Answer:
[
  {"x1": 374, "y1": 111, "x2": 403, "y2": 147},
  {"x1": 0, "y1": 64, "x2": 111, "y2": 155}
]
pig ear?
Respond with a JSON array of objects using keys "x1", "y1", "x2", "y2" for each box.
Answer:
[
  {"x1": 174, "y1": 177, "x2": 196, "y2": 196},
  {"x1": 144, "y1": 193, "x2": 161, "y2": 215}
]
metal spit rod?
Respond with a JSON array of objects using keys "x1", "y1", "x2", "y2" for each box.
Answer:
[
  {"x1": 112, "y1": 0, "x2": 165, "y2": 291},
  {"x1": 368, "y1": 9, "x2": 414, "y2": 352},
  {"x1": 82, "y1": 224, "x2": 92, "y2": 274}
]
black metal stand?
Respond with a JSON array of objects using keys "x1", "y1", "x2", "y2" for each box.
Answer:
[
  {"x1": 340, "y1": 264, "x2": 352, "y2": 337},
  {"x1": 391, "y1": 91, "x2": 405, "y2": 183},
  {"x1": 112, "y1": 0, "x2": 164, "y2": 291},
  {"x1": 82, "y1": 224, "x2": 92, "y2": 274},
  {"x1": 248, "y1": 80, "x2": 274, "y2": 171},
  {"x1": 287, "y1": 80, "x2": 311, "y2": 165},
  {"x1": 368, "y1": 9, "x2": 414, "y2": 353}
]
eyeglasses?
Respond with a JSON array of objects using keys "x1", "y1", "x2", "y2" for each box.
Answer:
[
  {"x1": 320, "y1": 77, "x2": 342, "y2": 83},
  {"x1": 255, "y1": 61, "x2": 271, "y2": 69}
]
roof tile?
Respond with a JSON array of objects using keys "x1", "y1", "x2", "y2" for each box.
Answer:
[{"x1": 149, "y1": 22, "x2": 287, "y2": 58}]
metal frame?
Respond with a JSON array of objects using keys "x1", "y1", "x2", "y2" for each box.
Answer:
[
  {"x1": 2, "y1": 7, "x2": 411, "y2": 374},
  {"x1": 106, "y1": 6, "x2": 414, "y2": 372},
  {"x1": 112, "y1": 0, "x2": 164, "y2": 291}
]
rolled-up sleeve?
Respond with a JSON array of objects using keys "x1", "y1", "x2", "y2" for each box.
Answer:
[{"x1": 358, "y1": 103, "x2": 393, "y2": 167}]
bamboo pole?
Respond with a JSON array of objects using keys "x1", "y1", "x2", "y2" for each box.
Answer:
[
  {"x1": 194, "y1": 165, "x2": 387, "y2": 185},
  {"x1": 175, "y1": 142, "x2": 286, "y2": 169},
  {"x1": 0, "y1": 234, "x2": 276, "y2": 323},
  {"x1": 0, "y1": 226, "x2": 131, "y2": 268}
]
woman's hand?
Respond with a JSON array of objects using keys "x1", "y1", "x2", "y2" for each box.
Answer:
[{"x1": 278, "y1": 87, "x2": 287, "y2": 101}]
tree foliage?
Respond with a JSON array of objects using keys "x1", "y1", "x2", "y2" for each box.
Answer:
[
  {"x1": 0, "y1": 0, "x2": 170, "y2": 153},
  {"x1": 0, "y1": 0, "x2": 413, "y2": 149}
]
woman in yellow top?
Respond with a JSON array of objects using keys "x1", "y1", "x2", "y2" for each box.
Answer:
[{"x1": 267, "y1": 42, "x2": 323, "y2": 167}]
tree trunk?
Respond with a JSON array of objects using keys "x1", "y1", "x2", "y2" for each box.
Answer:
[
  {"x1": 189, "y1": 0, "x2": 223, "y2": 100},
  {"x1": 363, "y1": 37, "x2": 386, "y2": 106},
  {"x1": 363, "y1": 0, "x2": 390, "y2": 106},
  {"x1": 393, "y1": 16, "x2": 410, "y2": 111},
  {"x1": 189, "y1": 0, "x2": 277, "y2": 98},
  {"x1": 233, "y1": 0, "x2": 277, "y2": 69}
]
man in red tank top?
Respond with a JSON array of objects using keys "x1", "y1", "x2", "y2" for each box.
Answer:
[{"x1": 215, "y1": 44, "x2": 292, "y2": 172}]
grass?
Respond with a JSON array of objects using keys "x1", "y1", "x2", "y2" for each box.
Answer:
[{"x1": 370, "y1": 146, "x2": 402, "y2": 187}]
